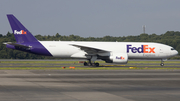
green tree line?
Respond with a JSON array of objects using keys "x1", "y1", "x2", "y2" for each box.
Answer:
[{"x1": 0, "y1": 31, "x2": 180, "y2": 59}]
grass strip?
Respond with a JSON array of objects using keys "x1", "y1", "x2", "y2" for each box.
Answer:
[
  {"x1": 0, "y1": 67, "x2": 179, "y2": 70},
  {"x1": 0, "y1": 60, "x2": 179, "y2": 70}
]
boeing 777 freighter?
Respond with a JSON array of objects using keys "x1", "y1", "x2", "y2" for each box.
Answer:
[{"x1": 4, "y1": 14, "x2": 178, "y2": 66}]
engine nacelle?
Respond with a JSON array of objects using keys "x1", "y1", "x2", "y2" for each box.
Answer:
[{"x1": 109, "y1": 53, "x2": 128, "y2": 64}]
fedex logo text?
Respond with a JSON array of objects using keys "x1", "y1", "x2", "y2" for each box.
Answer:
[
  {"x1": 14, "y1": 30, "x2": 27, "y2": 34},
  {"x1": 127, "y1": 45, "x2": 155, "y2": 53},
  {"x1": 116, "y1": 56, "x2": 125, "y2": 60}
]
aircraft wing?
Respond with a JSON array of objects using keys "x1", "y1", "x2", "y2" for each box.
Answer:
[
  {"x1": 3, "y1": 42, "x2": 32, "y2": 49},
  {"x1": 70, "y1": 44, "x2": 109, "y2": 55}
]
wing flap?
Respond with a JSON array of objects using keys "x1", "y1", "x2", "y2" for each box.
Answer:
[{"x1": 70, "y1": 44, "x2": 109, "y2": 54}]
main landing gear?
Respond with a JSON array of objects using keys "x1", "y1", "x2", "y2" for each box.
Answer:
[
  {"x1": 84, "y1": 62, "x2": 99, "y2": 67},
  {"x1": 84, "y1": 56, "x2": 100, "y2": 67}
]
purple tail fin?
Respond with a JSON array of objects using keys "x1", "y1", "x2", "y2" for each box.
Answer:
[{"x1": 7, "y1": 14, "x2": 38, "y2": 43}]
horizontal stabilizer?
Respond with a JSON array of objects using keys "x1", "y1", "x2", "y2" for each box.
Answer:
[{"x1": 4, "y1": 42, "x2": 32, "y2": 49}]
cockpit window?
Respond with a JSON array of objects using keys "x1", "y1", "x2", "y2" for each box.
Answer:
[{"x1": 171, "y1": 48, "x2": 175, "y2": 50}]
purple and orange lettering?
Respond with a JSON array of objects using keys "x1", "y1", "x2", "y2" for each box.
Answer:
[
  {"x1": 143, "y1": 45, "x2": 149, "y2": 53},
  {"x1": 149, "y1": 47, "x2": 155, "y2": 53}
]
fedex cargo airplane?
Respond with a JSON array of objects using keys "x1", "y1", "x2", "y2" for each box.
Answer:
[{"x1": 4, "y1": 14, "x2": 178, "y2": 67}]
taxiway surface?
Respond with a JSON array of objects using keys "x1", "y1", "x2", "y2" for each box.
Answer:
[{"x1": 0, "y1": 70, "x2": 180, "y2": 101}]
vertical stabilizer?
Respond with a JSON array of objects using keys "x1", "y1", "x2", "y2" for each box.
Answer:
[{"x1": 7, "y1": 14, "x2": 38, "y2": 43}]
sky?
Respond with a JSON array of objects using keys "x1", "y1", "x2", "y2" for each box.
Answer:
[{"x1": 1, "y1": 0, "x2": 180, "y2": 37}]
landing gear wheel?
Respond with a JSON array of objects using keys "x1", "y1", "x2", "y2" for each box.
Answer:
[
  {"x1": 160, "y1": 63, "x2": 164, "y2": 66},
  {"x1": 84, "y1": 61, "x2": 100, "y2": 67},
  {"x1": 160, "y1": 59, "x2": 165, "y2": 66},
  {"x1": 88, "y1": 62, "x2": 92, "y2": 66},
  {"x1": 92, "y1": 63, "x2": 99, "y2": 67},
  {"x1": 92, "y1": 63, "x2": 96, "y2": 67},
  {"x1": 95, "y1": 63, "x2": 99, "y2": 67},
  {"x1": 84, "y1": 62, "x2": 88, "y2": 66}
]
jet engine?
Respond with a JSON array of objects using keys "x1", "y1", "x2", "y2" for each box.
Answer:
[{"x1": 109, "y1": 53, "x2": 128, "y2": 64}]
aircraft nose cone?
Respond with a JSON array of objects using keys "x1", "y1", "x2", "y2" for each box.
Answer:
[
  {"x1": 171, "y1": 50, "x2": 178, "y2": 57},
  {"x1": 175, "y1": 50, "x2": 178, "y2": 55}
]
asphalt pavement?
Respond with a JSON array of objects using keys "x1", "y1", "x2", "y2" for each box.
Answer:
[{"x1": 0, "y1": 70, "x2": 180, "y2": 101}]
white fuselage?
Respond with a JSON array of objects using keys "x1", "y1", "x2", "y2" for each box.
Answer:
[{"x1": 40, "y1": 41, "x2": 178, "y2": 59}]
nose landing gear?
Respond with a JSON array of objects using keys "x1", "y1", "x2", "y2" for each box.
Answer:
[
  {"x1": 160, "y1": 63, "x2": 164, "y2": 66},
  {"x1": 160, "y1": 59, "x2": 166, "y2": 66}
]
